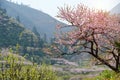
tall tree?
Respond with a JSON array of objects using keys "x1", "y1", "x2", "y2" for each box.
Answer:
[
  {"x1": 32, "y1": 26, "x2": 44, "y2": 47},
  {"x1": 32, "y1": 26, "x2": 40, "y2": 37},
  {"x1": 16, "y1": 15, "x2": 20, "y2": 22},
  {"x1": 55, "y1": 4, "x2": 120, "y2": 72},
  {"x1": 43, "y1": 33, "x2": 47, "y2": 43}
]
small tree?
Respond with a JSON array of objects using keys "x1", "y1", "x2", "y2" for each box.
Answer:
[{"x1": 55, "y1": 4, "x2": 120, "y2": 72}]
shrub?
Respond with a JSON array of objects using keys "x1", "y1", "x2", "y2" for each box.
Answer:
[
  {"x1": 84, "y1": 70, "x2": 120, "y2": 80},
  {"x1": 0, "y1": 54, "x2": 61, "y2": 80}
]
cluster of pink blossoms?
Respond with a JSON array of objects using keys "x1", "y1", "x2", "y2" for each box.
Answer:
[{"x1": 56, "y1": 4, "x2": 120, "y2": 51}]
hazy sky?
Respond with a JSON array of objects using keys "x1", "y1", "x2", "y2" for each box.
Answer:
[{"x1": 10, "y1": 0, "x2": 120, "y2": 19}]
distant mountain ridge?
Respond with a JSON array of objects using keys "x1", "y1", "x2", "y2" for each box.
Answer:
[
  {"x1": 111, "y1": 3, "x2": 120, "y2": 14},
  {"x1": 0, "y1": 0, "x2": 64, "y2": 39}
]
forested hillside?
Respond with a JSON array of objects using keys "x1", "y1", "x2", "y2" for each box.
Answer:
[
  {"x1": 0, "y1": 7, "x2": 39, "y2": 47},
  {"x1": 0, "y1": 0, "x2": 64, "y2": 39},
  {"x1": 0, "y1": 7, "x2": 49, "y2": 64}
]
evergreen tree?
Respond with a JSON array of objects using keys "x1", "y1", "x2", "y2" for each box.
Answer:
[
  {"x1": 32, "y1": 26, "x2": 46, "y2": 48},
  {"x1": 43, "y1": 33, "x2": 47, "y2": 43},
  {"x1": 32, "y1": 26, "x2": 41, "y2": 47},
  {"x1": 32, "y1": 26, "x2": 40, "y2": 37},
  {"x1": 16, "y1": 15, "x2": 20, "y2": 22}
]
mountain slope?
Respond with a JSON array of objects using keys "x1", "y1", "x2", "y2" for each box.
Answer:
[
  {"x1": 0, "y1": 0, "x2": 63, "y2": 39},
  {"x1": 0, "y1": 7, "x2": 39, "y2": 47},
  {"x1": 0, "y1": 7, "x2": 50, "y2": 64},
  {"x1": 111, "y1": 3, "x2": 120, "y2": 14}
]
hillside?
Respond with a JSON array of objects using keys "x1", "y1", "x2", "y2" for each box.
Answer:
[
  {"x1": 0, "y1": 8, "x2": 23, "y2": 47},
  {"x1": 0, "y1": 0, "x2": 64, "y2": 39},
  {"x1": 111, "y1": 3, "x2": 120, "y2": 14},
  {"x1": 0, "y1": 7, "x2": 50, "y2": 64},
  {"x1": 0, "y1": 7, "x2": 39, "y2": 47}
]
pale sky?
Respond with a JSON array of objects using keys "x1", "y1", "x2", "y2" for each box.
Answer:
[{"x1": 10, "y1": 0, "x2": 120, "y2": 19}]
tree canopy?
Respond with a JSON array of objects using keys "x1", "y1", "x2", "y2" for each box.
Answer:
[{"x1": 55, "y1": 4, "x2": 120, "y2": 72}]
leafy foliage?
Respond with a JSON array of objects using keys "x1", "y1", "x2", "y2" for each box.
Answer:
[
  {"x1": 19, "y1": 30, "x2": 39, "y2": 47},
  {"x1": 84, "y1": 70, "x2": 120, "y2": 80},
  {"x1": 0, "y1": 53, "x2": 61, "y2": 80}
]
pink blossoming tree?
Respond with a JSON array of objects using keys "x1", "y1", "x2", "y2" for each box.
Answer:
[{"x1": 55, "y1": 4, "x2": 120, "y2": 72}]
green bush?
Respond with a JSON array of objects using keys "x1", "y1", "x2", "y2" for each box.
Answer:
[
  {"x1": 0, "y1": 54, "x2": 61, "y2": 80},
  {"x1": 84, "y1": 70, "x2": 120, "y2": 80}
]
